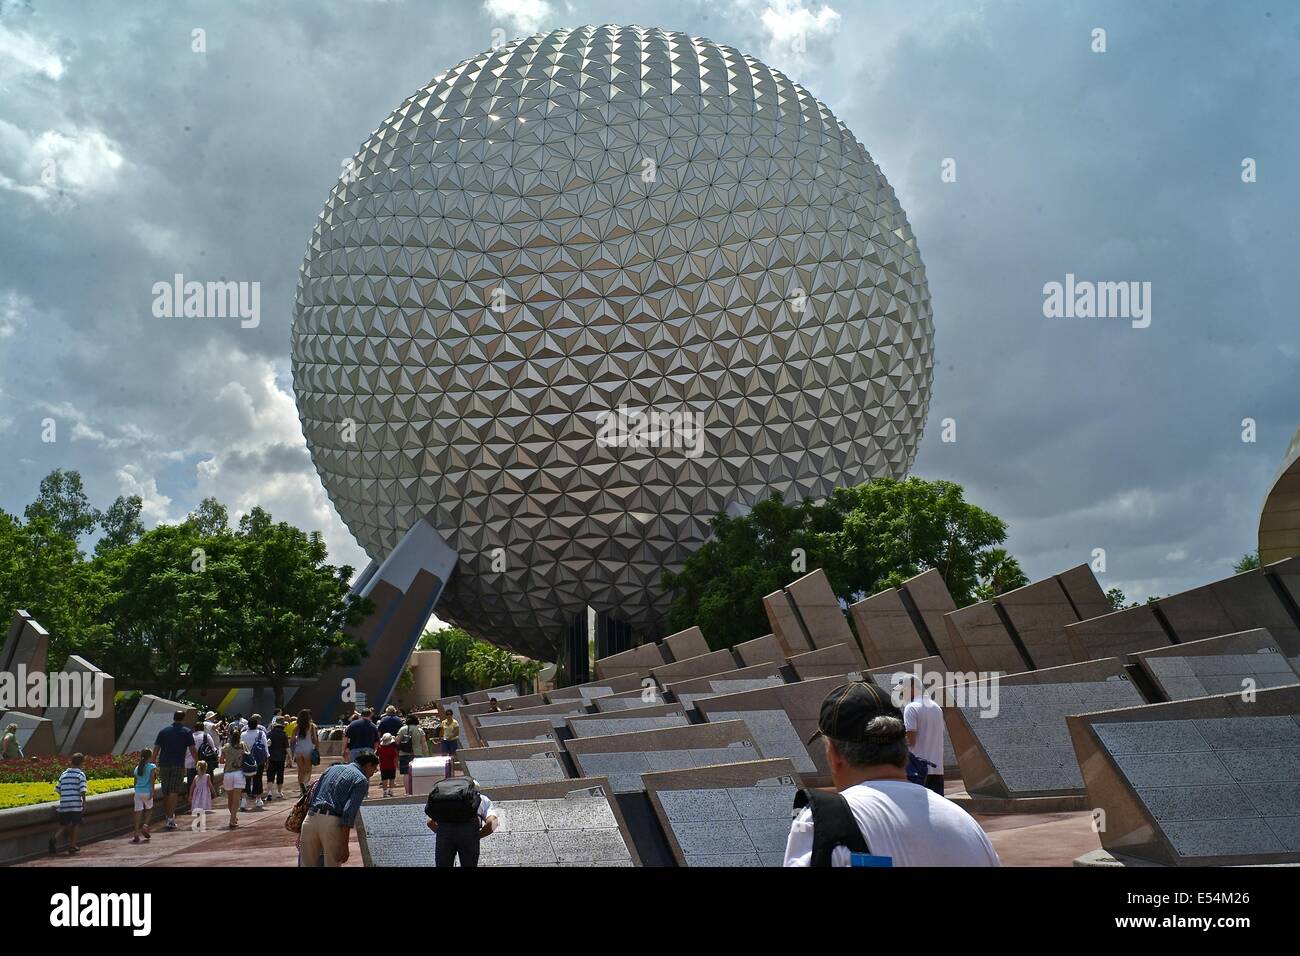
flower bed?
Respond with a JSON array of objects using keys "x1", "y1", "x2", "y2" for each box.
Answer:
[
  {"x1": 0, "y1": 778, "x2": 135, "y2": 811},
  {"x1": 0, "y1": 754, "x2": 140, "y2": 785}
]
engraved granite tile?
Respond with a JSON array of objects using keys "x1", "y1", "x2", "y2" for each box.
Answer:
[
  {"x1": 595, "y1": 693, "x2": 666, "y2": 711},
  {"x1": 1263, "y1": 816, "x2": 1300, "y2": 851},
  {"x1": 658, "y1": 788, "x2": 740, "y2": 822},
  {"x1": 547, "y1": 827, "x2": 633, "y2": 863},
  {"x1": 537, "y1": 795, "x2": 619, "y2": 830},
  {"x1": 571, "y1": 716, "x2": 689, "y2": 737},
  {"x1": 368, "y1": 827, "x2": 438, "y2": 867},
  {"x1": 708, "y1": 678, "x2": 786, "y2": 695},
  {"x1": 983, "y1": 748, "x2": 1082, "y2": 772},
  {"x1": 1147, "y1": 658, "x2": 1195, "y2": 679},
  {"x1": 465, "y1": 759, "x2": 519, "y2": 784},
  {"x1": 673, "y1": 820, "x2": 754, "y2": 856},
  {"x1": 567, "y1": 860, "x2": 636, "y2": 867},
  {"x1": 1164, "y1": 818, "x2": 1283, "y2": 858},
  {"x1": 743, "y1": 817, "x2": 796, "y2": 851},
  {"x1": 685, "y1": 853, "x2": 762, "y2": 867},
  {"x1": 1194, "y1": 716, "x2": 1300, "y2": 751},
  {"x1": 490, "y1": 800, "x2": 545, "y2": 832},
  {"x1": 644, "y1": 749, "x2": 700, "y2": 772},
  {"x1": 486, "y1": 736, "x2": 553, "y2": 747},
  {"x1": 998, "y1": 765, "x2": 1082, "y2": 792},
  {"x1": 1114, "y1": 752, "x2": 1229, "y2": 788},
  {"x1": 606, "y1": 772, "x2": 647, "y2": 793},
  {"x1": 708, "y1": 709, "x2": 816, "y2": 773},
  {"x1": 477, "y1": 830, "x2": 559, "y2": 865},
  {"x1": 727, "y1": 786, "x2": 797, "y2": 819},
  {"x1": 1240, "y1": 782, "x2": 1300, "y2": 817},
  {"x1": 690, "y1": 744, "x2": 759, "y2": 767},
  {"x1": 1218, "y1": 748, "x2": 1300, "y2": 782},
  {"x1": 576, "y1": 752, "x2": 652, "y2": 774},
  {"x1": 1157, "y1": 677, "x2": 1212, "y2": 700},
  {"x1": 359, "y1": 804, "x2": 425, "y2": 838},
  {"x1": 1135, "y1": 785, "x2": 1250, "y2": 822},
  {"x1": 1094, "y1": 720, "x2": 1211, "y2": 755},
  {"x1": 512, "y1": 759, "x2": 568, "y2": 783}
]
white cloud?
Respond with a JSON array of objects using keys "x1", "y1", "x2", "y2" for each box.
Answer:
[
  {"x1": 116, "y1": 464, "x2": 173, "y2": 523},
  {"x1": 0, "y1": 119, "x2": 125, "y2": 203},
  {"x1": 0, "y1": 289, "x2": 29, "y2": 339},
  {"x1": 1164, "y1": 549, "x2": 1188, "y2": 563},
  {"x1": 482, "y1": 0, "x2": 554, "y2": 37},
  {"x1": 729, "y1": 0, "x2": 841, "y2": 79},
  {"x1": 0, "y1": 22, "x2": 64, "y2": 82}
]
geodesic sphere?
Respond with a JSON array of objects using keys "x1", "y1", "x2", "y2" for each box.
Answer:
[{"x1": 291, "y1": 25, "x2": 934, "y2": 659}]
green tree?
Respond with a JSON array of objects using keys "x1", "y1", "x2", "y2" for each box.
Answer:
[
  {"x1": 462, "y1": 641, "x2": 543, "y2": 690},
  {"x1": 24, "y1": 469, "x2": 100, "y2": 545},
  {"x1": 187, "y1": 497, "x2": 230, "y2": 535},
  {"x1": 661, "y1": 495, "x2": 816, "y2": 649},
  {"x1": 217, "y1": 507, "x2": 371, "y2": 709},
  {"x1": 1234, "y1": 551, "x2": 1261, "y2": 573},
  {"x1": 662, "y1": 477, "x2": 1018, "y2": 647},
  {"x1": 418, "y1": 625, "x2": 478, "y2": 692},
  {"x1": 95, "y1": 495, "x2": 145, "y2": 557},
  {"x1": 89, "y1": 521, "x2": 232, "y2": 697},
  {"x1": 1105, "y1": 587, "x2": 1128, "y2": 611},
  {"x1": 0, "y1": 508, "x2": 104, "y2": 666},
  {"x1": 972, "y1": 548, "x2": 1030, "y2": 601}
]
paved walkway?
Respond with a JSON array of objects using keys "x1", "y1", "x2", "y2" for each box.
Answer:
[
  {"x1": 15, "y1": 760, "x2": 370, "y2": 868},
  {"x1": 15, "y1": 770, "x2": 1101, "y2": 867}
]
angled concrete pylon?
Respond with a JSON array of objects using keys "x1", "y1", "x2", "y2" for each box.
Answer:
[{"x1": 297, "y1": 518, "x2": 458, "y2": 720}]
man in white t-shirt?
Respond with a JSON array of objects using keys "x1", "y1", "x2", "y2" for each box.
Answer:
[
  {"x1": 784, "y1": 680, "x2": 1000, "y2": 867},
  {"x1": 901, "y1": 674, "x2": 947, "y2": 795}
]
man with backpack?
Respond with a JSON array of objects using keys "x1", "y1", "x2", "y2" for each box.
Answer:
[
  {"x1": 424, "y1": 777, "x2": 498, "y2": 868},
  {"x1": 240, "y1": 715, "x2": 271, "y2": 811},
  {"x1": 783, "y1": 681, "x2": 1000, "y2": 867},
  {"x1": 189, "y1": 720, "x2": 220, "y2": 790}
]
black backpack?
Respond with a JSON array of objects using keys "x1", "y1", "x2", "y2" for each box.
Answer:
[
  {"x1": 793, "y1": 788, "x2": 870, "y2": 867},
  {"x1": 196, "y1": 732, "x2": 219, "y2": 766},
  {"x1": 424, "y1": 778, "x2": 481, "y2": 825}
]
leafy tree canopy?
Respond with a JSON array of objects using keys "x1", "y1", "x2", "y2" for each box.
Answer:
[{"x1": 662, "y1": 477, "x2": 1020, "y2": 648}]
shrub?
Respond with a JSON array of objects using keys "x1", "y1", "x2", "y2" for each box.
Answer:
[
  {"x1": 0, "y1": 778, "x2": 134, "y2": 810},
  {"x1": 0, "y1": 753, "x2": 140, "y2": 785}
]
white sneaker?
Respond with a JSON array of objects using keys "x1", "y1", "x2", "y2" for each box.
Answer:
[{"x1": 255, "y1": 798, "x2": 264, "y2": 809}]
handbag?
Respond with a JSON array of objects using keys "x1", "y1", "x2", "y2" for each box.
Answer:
[{"x1": 285, "y1": 775, "x2": 323, "y2": 834}]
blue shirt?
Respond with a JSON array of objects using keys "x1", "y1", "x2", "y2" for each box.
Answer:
[
  {"x1": 376, "y1": 714, "x2": 404, "y2": 737},
  {"x1": 345, "y1": 718, "x2": 379, "y2": 751},
  {"x1": 134, "y1": 763, "x2": 157, "y2": 793},
  {"x1": 309, "y1": 761, "x2": 370, "y2": 826},
  {"x1": 154, "y1": 723, "x2": 195, "y2": 767}
]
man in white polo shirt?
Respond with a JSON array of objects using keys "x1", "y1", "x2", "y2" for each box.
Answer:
[
  {"x1": 901, "y1": 673, "x2": 947, "y2": 795},
  {"x1": 784, "y1": 680, "x2": 1000, "y2": 867}
]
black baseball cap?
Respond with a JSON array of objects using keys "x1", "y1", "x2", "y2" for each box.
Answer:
[{"x1": 806, "y1": 680, "x2": 905, "y2": 745}]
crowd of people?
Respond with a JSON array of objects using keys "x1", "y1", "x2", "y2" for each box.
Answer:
[{"x1": 40, "y1": 682, "x2": 1002, "y2": 868}]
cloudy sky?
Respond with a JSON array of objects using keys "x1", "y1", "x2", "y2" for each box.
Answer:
[{"x1": 0, "y1": 0, "x2": 1296, "y2": 612}]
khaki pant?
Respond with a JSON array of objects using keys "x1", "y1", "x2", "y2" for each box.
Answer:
[{"x1": 299, "y1": 811, "x2": 348, "y2": 867}]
